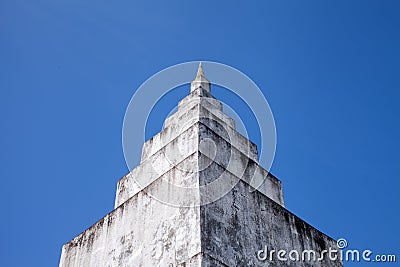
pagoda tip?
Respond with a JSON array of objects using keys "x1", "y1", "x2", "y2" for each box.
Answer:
[{"x1": 196, "y1": 62, "x2": 205, "y2": 77}]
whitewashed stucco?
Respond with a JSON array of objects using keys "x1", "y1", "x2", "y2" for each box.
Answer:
[{"x1": 59, "y1": 66, "x2": 342, "y2": 267}]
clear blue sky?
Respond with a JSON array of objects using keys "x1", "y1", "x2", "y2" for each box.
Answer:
[{"x1": 1, "y1": 1, "x2": 399, "y2": 266}]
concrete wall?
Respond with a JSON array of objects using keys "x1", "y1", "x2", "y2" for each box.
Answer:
[
  {"x1": 60, "y1": 88, "x2": 341, "y2": 266},
  {"x1": 115, "y1": 94, "x2": 284, "y2": 208},
  {"x1": 60, "y1": 155, "x2": 202, "y2": 267},
  {"x1": 199, "y1": 178, "x2": 343, "y2": 266}
]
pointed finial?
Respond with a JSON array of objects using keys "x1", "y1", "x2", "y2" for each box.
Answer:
[
  {"x1": 196, "y1": 62, "x2": 205, "y2": 78},
  {"x1": 191, "y1": 62, "x2": 210, "y2": 94}
]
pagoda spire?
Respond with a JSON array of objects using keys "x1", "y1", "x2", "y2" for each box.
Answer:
[
  {"x1": 196, "y1": 62, "x2": 206, "y2": 79},
  {"x1": 191, "y1": 62, "x2": 211, "y2": 94}
]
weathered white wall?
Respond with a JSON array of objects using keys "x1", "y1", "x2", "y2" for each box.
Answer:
[
  {"x1": 199, "y1": 178, "x2": 342, "y2": 266},
  {"x1": 60, "y1": 80, "x2": 341, "y2": 266},
  {"x1": 115, "y1": 93, "x2": 283, "y2": 208},
  {"x1": 60, "y1": 154, "x2": 202, "y2": 267}
]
